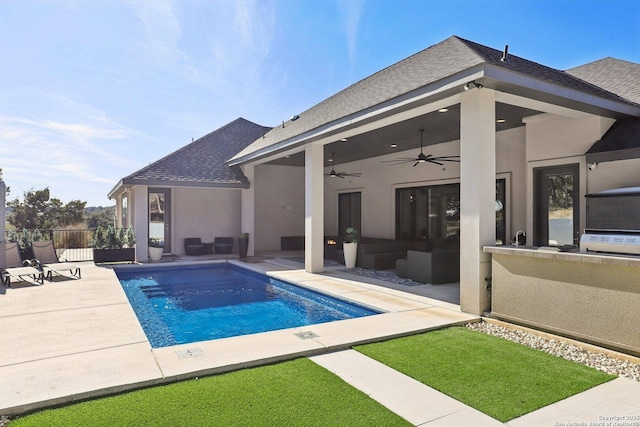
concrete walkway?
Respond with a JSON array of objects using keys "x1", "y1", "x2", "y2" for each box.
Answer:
[{"x1": 1, "y1": 258, "x2": 639, "y2": 425}]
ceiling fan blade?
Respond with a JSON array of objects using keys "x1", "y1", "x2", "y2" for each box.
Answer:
[
  {"x1": 413, "y1": 161, "x2": 420, "y2": 167},
  {"x1": 427, "y1": 159, "x2": 444, "y2": 166},
  {"x1": 431, "y1": 156, "x2": 460, "y2": 162},
  {"x1": 382, "y1": 158, "x2": 416, "y2": 163}
]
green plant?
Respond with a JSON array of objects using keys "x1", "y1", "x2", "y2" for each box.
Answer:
[
  {"x1": 238, "y1": 232, "x2": 249, "y2": 239},
  {"x1": 7, "y1": 228, "x2": 42, "y2": 250},
  {"x1": 126, "y1": 227, "x2": 136, "y2": 247},
  {"x1": 92, "y1": 226, "x2": 135, "y2": 249},
  {"x1": 148, "y1": 237, "x2": 164, "y2": 248},
  {"x1": 344, "y1": 227, "x2": 359, "y2": 243}
]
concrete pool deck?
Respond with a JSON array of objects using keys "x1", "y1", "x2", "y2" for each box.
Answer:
[{"x1": 1, "y1": 258, "x2": 639, "y2": 425}]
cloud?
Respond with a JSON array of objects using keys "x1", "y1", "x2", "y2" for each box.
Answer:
[
  {"x1": 337, "y1": 0, "x2": 367, "y2": 69},
  {"x1": 0, "y1": 99, "x2": 146, "y2": 204}
]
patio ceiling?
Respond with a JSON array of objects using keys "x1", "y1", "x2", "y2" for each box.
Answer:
[{"x1": 266, "y1": 102, "x2": 541, "y2": 167}]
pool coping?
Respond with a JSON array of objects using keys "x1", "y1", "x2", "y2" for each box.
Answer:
[{"x1": 0, "y1": 258, "x2": 477, "y2": 416}]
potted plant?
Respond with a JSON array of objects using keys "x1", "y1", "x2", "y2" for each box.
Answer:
[
  {"x1": 92, "y1": 225, "x2": 136, "y2": 263},
  {"x1": 148, "y1": 237, "x2": 164, "y2": 262},
  {"x1": 343, "y1": 227, "x2": 359, "y2": 268},
  {"x1": 238, "y1": 232, "x2": 249, "y2": 258}
]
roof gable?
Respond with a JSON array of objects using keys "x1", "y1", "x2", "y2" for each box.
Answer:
[{"x1": 121, "y1": 118, "x2": 271, "y2": 189}]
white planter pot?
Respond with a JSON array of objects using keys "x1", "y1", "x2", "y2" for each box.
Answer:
[
  {"x1": 343, "y1": 242, "x2": 358, "y2": 268},
  {"x1": 149, "y1": 246, "x2": 163, "y2": 262}
]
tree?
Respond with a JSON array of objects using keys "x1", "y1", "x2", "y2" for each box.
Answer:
[
  {"x1": 0, "y1": 167, "x2": 9, "y2": 195},
  {"x1": 86, "y1": 207, "x2": 115, "y2": 229},
  {"x1": 7, "y1": 188, "x2": 87, "y2": 229}
]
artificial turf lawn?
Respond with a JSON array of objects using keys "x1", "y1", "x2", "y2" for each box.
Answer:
[
  {"x1": 355, "y1": 326, "x2": 616, "y2": 422},
  {"x1": 10, "y1": 357, "x2": 409, "y2": 427}
]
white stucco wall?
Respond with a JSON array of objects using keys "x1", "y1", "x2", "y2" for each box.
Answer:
[
  {"x1": 586, "y1": 157, "x2": 640, "y2": 194},
  {"x1": 254, "y1": 165, "x2": 305, "y2": 251},
  {"x1": 173, "y1": 187, "x2": 242, "y2": 255},
  {"x1": 523, "y1": 114, "x2": 616, "y2": 239}
]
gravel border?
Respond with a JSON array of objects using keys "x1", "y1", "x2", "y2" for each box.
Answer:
[{"x1": 467, "y1": 320, "x2": 640, "y2": 381}]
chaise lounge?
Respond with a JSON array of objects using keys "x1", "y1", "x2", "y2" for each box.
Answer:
[
  {"x1": 1, "y1": 242, "x2": 44, "y2": 286},
  {"x1": 32, "y1": 240, "x2": 81, "y2": 281}
]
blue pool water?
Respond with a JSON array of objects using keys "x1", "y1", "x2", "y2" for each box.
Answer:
[{"x1": 114, "y1": 263, "x2": 379, "y2": 348}]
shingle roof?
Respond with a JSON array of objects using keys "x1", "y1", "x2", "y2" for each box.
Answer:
[
  {"x1": 587, "y1": 118, "x2": 640, "y2": 155},
  {"x1": 230, "y1": 35, "x2": 637, "y2": 164},
  {"x1": 121, "y1": 118, "x2": 271, "y2": 189},
  {"x1": 566, "y1": 58, "x2": 640, "y2": 105}
]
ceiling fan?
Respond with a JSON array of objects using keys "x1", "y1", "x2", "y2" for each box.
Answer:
[
  {"x1": 325, "y1": 151, "x2": 362, "y2": 178},
  {"x1": 384, "y1": 129, "x2": 460, "y2": 167}
]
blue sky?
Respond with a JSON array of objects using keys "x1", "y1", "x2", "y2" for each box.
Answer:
[{"x1": 1, "y1": 0, "x2": 639, "y2": 207}]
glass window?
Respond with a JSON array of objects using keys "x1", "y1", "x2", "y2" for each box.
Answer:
[
  {"x1": 121, "y1": 196, "x2": 128, "y2": 227},
  {"x1": 396, "y1": 180, "x2": 506, "y2": 244}
]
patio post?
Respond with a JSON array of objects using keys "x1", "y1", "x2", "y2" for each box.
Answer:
[
  {"x1": 459, "y1": 88, "x2": 496, "y2": 315},
  {"x1": 304, "y1": 143, "x2": 324, "y2": 273},
  {"x1": 240, "y1": 164, "x2": 255, "y2": 257},
  {"x1": 0, "y1": 180, "x2": 5, "y2": 242},
  {"x1": 133, "y1": 184, "x2": 148, "y2": 262}
]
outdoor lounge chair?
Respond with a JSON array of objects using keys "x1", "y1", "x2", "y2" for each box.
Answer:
[
  {"x1": 31, "y1": 240, "x2": 81, "y2": 281},
  {"x1": 213, "y1": 237, "x2": 233, "y2": 254},
  {"x1": 184, "y1": 238, "x2": 206, "y2": 256},
  {"x1": 1, "y1": 242, "x2": 44, "y2": 287}
]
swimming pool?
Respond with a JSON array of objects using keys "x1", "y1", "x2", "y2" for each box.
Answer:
[{"x1": 114, "y1": 263, "x2": 379, "y2": 348}]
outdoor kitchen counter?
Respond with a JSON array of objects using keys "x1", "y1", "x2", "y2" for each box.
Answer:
[
  {"x1": 483, "y1": 245, "x2": 640, "y2": 356},
  {"x1": 484, "y1": 245, "x2": 640, "y2": 268}
]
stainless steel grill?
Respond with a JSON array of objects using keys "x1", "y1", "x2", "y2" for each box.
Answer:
[
  {"x1": 581, "y1": 187, "x2": 640, "y2": 256},
  {"x1": 580, "y1": 230, "x2": 640, "y2": 255}
]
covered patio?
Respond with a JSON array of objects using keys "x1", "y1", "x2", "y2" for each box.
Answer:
[{"x1": 229, "y1": 36, "x2": 639, "y2": 316}]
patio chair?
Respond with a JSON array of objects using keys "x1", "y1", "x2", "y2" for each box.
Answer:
[
  {"x1": 1, "y1": 242, "x2": 44, "y2": 287},
  {"x1": 213, "y1": 237, "x2": 233, "y2": 254},
  {"x1": 31, "y1": 240, "x2": 81, "y2": 281},
  {"x1": 184, "y1": 238, "x2": 206, "y2": 256}
]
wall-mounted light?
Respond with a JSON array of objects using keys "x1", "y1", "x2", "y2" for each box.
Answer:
[
  {"x1": 464, "y1": 81, "x2": 484, "y2": 91},
  {"x1": 588, "y1": 162, "x2": 598, "y2": 170},
  {"x1": 290, "y1": 114, "x2": 300, "y2": 121}
]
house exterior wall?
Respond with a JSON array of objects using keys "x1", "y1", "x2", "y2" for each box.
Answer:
[
  {"x1": 254, "y1": 164, "x2": 305, "y2": 251},
  {"x1": 172, "y1": 187, "x2": 242, "y2": 255},
  {"x1": 586, "y1": 157, "x2": 640, "y2": 194},
  {"x1": 323, "y1": 126, "x2": 527, "y2": 242},
  {"x1": 523, "y1": 114, "x2": 616, "y2": 242}
]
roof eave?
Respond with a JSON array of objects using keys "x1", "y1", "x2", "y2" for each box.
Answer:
[
  {"x1": 228, "y1": 66, "x2": 487, "y2": 166},
  {"x1": 117, "y1": 178, "x2": 250, "y2": 190},
  {"x1": 483, "y1": 64, "x2": 640, "y2": 118}
]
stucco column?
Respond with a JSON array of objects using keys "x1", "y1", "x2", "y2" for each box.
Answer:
[
  {"x1": 459, "y1": 88, "x2": 496, "y2": 315},
  {"x1": 305, "y1": 144, "x2": 324, "y2": 273},
  {"x1": 0, "y1": 180, "x2": 5, "y2": 243},
  {"x1": 133, "y1": 185, "x2": 148, "y2": 262},
  {"x1": 241, "y1": 164, "x2": 255, "y2": 257}
]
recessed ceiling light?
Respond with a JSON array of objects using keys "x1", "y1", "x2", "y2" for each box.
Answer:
[
  {"x1": 438, "y1": 108, "x2": 448, "y2": 113},
  {"x1": 340, "y1": 138, "x2": 348, "y2": 142},
  {"x1": 496, "y1": 119, "x2": 506, "y2": 123},
  {"x1": 328, "y1": 158, "x2": 333, "y2": 162},
  {"x1": 390, "y1": 144, "x2": 397, "y2": 148},
  {"x1": 285, "y1": 155, "x2": 291, "y2": 158}
]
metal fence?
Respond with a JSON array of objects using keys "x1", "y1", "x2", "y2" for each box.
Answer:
[{"x1": 4, "y1": 228, "x2": 96, "y2": 262}]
